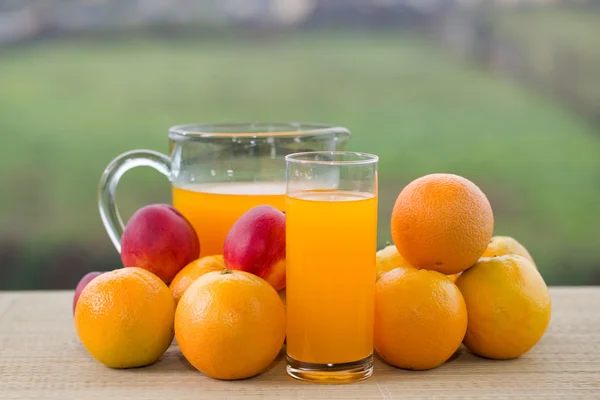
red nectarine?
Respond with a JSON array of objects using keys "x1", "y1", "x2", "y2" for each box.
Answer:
[
  {"x1": 121, "y1": 204, "x2": 200, "y2": 283},
  {"x1": 73, "y1": 271, "x2": 104, "y2": 314},
  {"x1": 223, "y1": 205, "x2": 286, "y2": 291}
]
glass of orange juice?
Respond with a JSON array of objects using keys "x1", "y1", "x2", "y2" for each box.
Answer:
[
  {"x1": 98, "y1": 123, "x2": 350, "y2": 258},
  {"x1": 285, "y1": 151, "x2": 378, "y2": 383}
]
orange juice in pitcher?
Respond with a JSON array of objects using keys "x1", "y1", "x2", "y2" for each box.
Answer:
[{"x1": 172, "y1": 182, "x2": 285, "y2": 257}]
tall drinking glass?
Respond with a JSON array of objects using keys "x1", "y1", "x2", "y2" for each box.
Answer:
[{"x1": 285, "y1": 151, "x2": 378, "y2": 383}]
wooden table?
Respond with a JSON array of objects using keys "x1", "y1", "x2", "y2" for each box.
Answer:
[{"x1": 0, "y1": 288, "x2": 599, "y2": 399}]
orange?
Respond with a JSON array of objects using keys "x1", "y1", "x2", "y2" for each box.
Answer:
[
  {"x1": 391, "y1": 173, "x2": 494, "y2": 275},
  {"x1": 374, "y1": 266, "x2": 467, "y2": 370},
  {"x1": 455, "y1": 254, "x2": 551, "y2": 359},
  {"x1": 376, "y1": 245, "x2": 411, "y2": 280},
  {"x1": 482, "y1": 236, "x2": 536, "y2": 267},
  {"x1": 175, "y1": 270, "x2": 286, "y2": 380},
  {"x1": 377, "y1": 245, "x2": 460, "y2": 282},
  {"x1": 169, "y1": 255, "x2": 225, "y2": 304},
  {"x1": 74, "y1": 267, "x2": 175, "y2": 368}
]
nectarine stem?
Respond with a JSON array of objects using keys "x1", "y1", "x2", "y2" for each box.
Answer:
[{"x1": 221, "y1": 268, "x2": 232, "y2": 275}]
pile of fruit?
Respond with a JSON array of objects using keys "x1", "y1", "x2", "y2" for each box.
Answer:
[
  {"x1": 374, "y1": 174, "x2": 550, "y2": 369},
  {"x1": 73, "y1": 173, "x2": 551, "y2": 380}
]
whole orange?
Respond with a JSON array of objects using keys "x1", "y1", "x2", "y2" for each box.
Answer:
[
  {"x1": 391, "y1": 173, "x2": 494, "y2": 275},
  {"x1": 376, "y1": 245, "x2": 411, "y2": 281},
  {"x1": 74, "y1": 267, "x2": 175, "y2": 368},
  {"x1": 169, "y1": 255, "x2": 225, "y2": 304},
  {"x1": 376, "y1": 245, "x2": 460, "y2": 282},
  {"x1": 175, "y1": 270, "x2": 286, "y2": 380},
  {"x1": 482, "y1": 236, "x2": 536, "y2": 267},
  {"x1": 455, "y1": 255, "x2": 551, "y2": 359},
  {"x1": 374, "y1": 266, "x2": 467, "y2": 370}
]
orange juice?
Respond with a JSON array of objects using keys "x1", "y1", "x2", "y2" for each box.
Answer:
[
  {"x1": 286, "y1": 190, "x2": 377, "y2": 365},
  {"x1": 172, "y1": 182, "x2": 285, "y2": 257}
]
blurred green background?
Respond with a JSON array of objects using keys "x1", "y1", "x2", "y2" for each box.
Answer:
[{"x1": 1, "y1": 1, "x2": 599, "y2": 289}]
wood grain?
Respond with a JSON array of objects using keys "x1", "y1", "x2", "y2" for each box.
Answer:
[{"x1": 0, "y1": 288, "x2": 599, "y2": 399}]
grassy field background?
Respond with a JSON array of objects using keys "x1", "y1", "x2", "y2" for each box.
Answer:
[
  {"x1": 492, "y1": 6, "x2": 600, "y2": 107},
  {"x1": 1, "y1": 32, "x2": 599, "y2": 288}
]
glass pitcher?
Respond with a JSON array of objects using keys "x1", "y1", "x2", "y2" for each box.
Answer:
[{"x1": 98, "y1": 122, "x2": 350, "y2": 257}]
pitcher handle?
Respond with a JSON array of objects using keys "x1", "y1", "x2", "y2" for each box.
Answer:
[{"x1": 98, "y1": 149, "x2": 171, "y2": 253}]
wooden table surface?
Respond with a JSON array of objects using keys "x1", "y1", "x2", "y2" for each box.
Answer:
[{"x1": 0, "y1": 288, "x2": 599, "y2": 399}]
